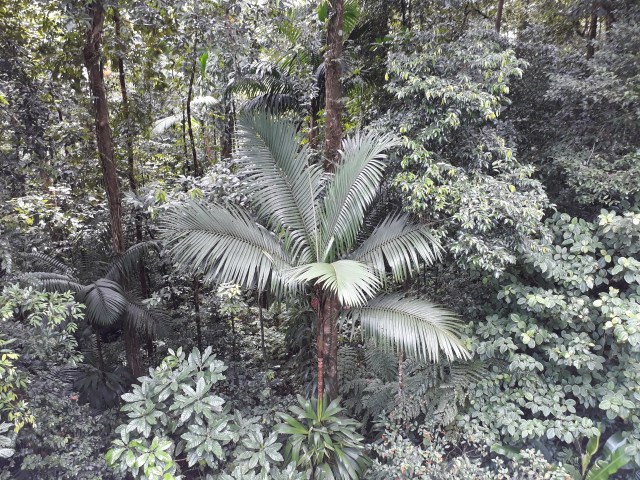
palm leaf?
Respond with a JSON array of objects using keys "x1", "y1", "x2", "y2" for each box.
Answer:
[
  {"x1": 104, "y1": 240, "x2": 161, "y2": 283},
  {"x1": 159, "y1": 200, "x2": 293, "y2": 292},
  {"x1": 25, "y1": 272, "x2": 84, "y2": 293},
  {"x1": 26, "y1": 252, "x2": 75, "y2": 276},
  {"x1": 350, "y1": 213, "x2": 442, "y2": 284},
  {"x1": 151, "y1": 114, "x2": 182, "y2": 135},
  {"x1": 236, "y1": 113, "x2": 322, "y2": 262},
  {"x1": 351, "y1": 294, "x2": 470, "y2": 362},
  {"x1": 321, "y1": 131, "x2": 399, "y2": 259},
  {"x1": 286, "y1": 260, "x2": 380, "y2": 307},
  {"x1": 79, "y1": 279, "x2": 128, "y2": 328},
  {"x1": 123, "y1": 301, "x2": 170, "y2": 339}
]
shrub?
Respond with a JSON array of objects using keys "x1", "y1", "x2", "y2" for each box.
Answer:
[
  {"x1": 461, "y1": 210, "x2": 640, "y2": 465},
  {"x1": 276, "y1": 395, "x2": 369, "y2": 479}
]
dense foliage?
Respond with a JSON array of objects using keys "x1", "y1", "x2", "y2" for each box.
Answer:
[{"x1": 1, "y1": 0, "x2": 639, "y2": 478}]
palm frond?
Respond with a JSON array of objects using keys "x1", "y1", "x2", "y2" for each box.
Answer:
[
  {"x1": 123, "y1": 302, "x2": 170, "y2": 339},
  {"x1": 159, "y1": 200, "x2": 293, "y2": 292},
  {"x1": 104, "y1": 240, "x2": 161, "y2": 283},
  {"x1": 79, "y1": 279, "x2": 128, "y2": 328},
  {"x1": 236, "y1": 113, "x2": 322, "y2": 262},
  {"x1": 151, "y1": 114, "x2": 182, "y2": 135},
  {"x1": 350, "y1": 213, "x2": 442, "y2": 284},
  {"x1": 241, "y1": 93, "x2": 300, "y2": 114},
  {"x1": 25, "y1": 272, "x2": 84, "y2": 293},
  {"x1": 351, "y1": 294, "x2": 470, "y2": 362},
  {"x1": 190, "y1": 95, "x2": 219, "y2": 106},
  {"x1": 25, "y1": 252, "x2": 75, "y2": 276},
  {"x1": 321, "y1": 131, "x2": 399, "y2": 259},
  {"x1": 286, "y1": 260, "x2": 380, "y2": 307}
]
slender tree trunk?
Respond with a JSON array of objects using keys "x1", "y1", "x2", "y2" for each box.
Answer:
[
  {"x1": 221, "y1": 100, "x2": 234, "y2": 159},
  {"x1": 182, "y1": 104, "x2": 189, "y2": 175},
  {"x1": 96, "y1": 332, "x2": 106, "y2": 379},
  {"x1": 586, "y1": 5, "x2": 598, "y2": 59},
  {"x1": 495, "y1": 0, "x2": 505, "y2": 33},
  {"x1": 317, "y1": 291, "x2": 341, "y2": 400},
  {"x1": 258, "y1": 291, "x2": 266, "y2": 360},
  {"x1": 319, "y1": 0, "x2": 345, "y2": 401},
  {"x1": 83, "y1": 1, "x2": 125, "y2": 255},
  {"x1": 194, "y1": 277, "x2": 202, "y2": 352},
  {"x1": 186, "y1": 57, "x2": 200, "y2": 176},
  {"x1": 323, "y1": 0, "x2": 344, "y2": 172},
  {"x1": 397, "y1": 348, "x2": 404, "y2": 398},
  {"x1": 315, "y1": 293, "x2": 325, "y2": 403},
  {"x1": 84, "y1": 2, "x2": 143, "y2": 377}
]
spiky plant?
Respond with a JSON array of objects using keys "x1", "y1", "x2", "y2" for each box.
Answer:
[{"x1": 160, "y1": 114, "x2": 470, "y2": 403}]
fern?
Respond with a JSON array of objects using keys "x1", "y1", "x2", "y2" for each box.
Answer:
[{"x1": 343, "y1": 343, "x2": 485, "y2": 430}]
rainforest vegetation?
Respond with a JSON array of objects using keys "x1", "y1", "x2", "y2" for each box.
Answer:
[{"x1": 1, "y1": 0, "x2": 639, "y2": 478}]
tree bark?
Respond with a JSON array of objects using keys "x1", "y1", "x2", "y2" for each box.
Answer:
[
  {"x1": 181, "y1": 103, "x2": 189, "y2": 175},
  {"x1": 186, "y1": 57, "x2": 200, "y2": 176},
  {"x1": 83, "y1": 1, "x2": 125, "y2": 255},
  {"x1": 495, "y1": 0, "x2": 505, "y2": 33},
  {"x1": 586, "y1": 6, "x2": 598, "y2": 59},
  {"x1": 221, "y1": 100, "x2": 234, "y2": 159},
  {"x1": 323, "y1": 0, "x2": 344, "y2": 173},
  {"x1": 194, "y1": 277, "x2": 202, "y2": 352},
  {"x1": 84, "y1": 2, "x2": 143, "y2": 377},
  {"x1": 319, "y1": 0, "x2": 345, "y2": 401}
]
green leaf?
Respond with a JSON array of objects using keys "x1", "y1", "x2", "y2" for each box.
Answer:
[
  {"x1": 351, "y1": 294, "x2": 469, "y2": 362},
  {"x1": 286, "y1": 260, "x2": 380, "y2": 307}
]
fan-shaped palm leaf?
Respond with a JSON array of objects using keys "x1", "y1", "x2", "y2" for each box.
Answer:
[
  {"x1": 104, "y1": 240, "x2": 161, "y2": 284},
  {"x1": 351, "y1": 294, "x2": 469, "y2": 362},
  {"x1": 160, "y1": 201, "x2": 293, "y2": 291},
  {"x1": 79, "y1": 278, "x2": 128, "y2": 328},
  {"x1": 287, "y1": 260, "x2": 380, "y2": 307},
  {"x1": 236, "y1": 113, "x2": 323, "y2": 262},
  {"x1": 26, "y1": 272, "x2": 84, "y2": 293},
  {"x1": 151, "y1": 114, "x2": 182, "y2": 135},
  {"x1": 350, "y1": 213, "x2": 442, "y2": 284},
  {"x1": 321, "y1": 131, "x2": 399, "y2": 259},
  {"x1": 26, "y1": 252, "x2": 76, "y2": 276},
  {"x1": 123, "y1": 301, "x2": 170, "y2": 339}
]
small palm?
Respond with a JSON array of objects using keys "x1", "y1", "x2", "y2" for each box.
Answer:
[{"x1": 161, "y1": 114, "x2": 468, "y2": 363}]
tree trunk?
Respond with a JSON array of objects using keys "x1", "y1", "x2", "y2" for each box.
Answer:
[
  {"x1": 319, "y1": 0, "x2": 345, "y2": 401},
  {"x1": 323, "y1": 0, "x2": 344, "y2": 172},
  {"x1": 586, "y1": 6, "x2": 598, "y2": 59},
  {"x1": 84, "y1": 2, "x2": 143, "y2": 377},
  {"x1": 186, "y1": 57, "x2": 200, "y2": 176},
  {"x1": 182, "y1": 103, "x2": 189, "y2": 175},
  {"x1": 194, "y1": 277, "x2": 203, "y2": 352},
  {"x1": 221, "y1": 100, "x2": 234, "y2": 159},
  {"x1": 83, "y1": 1, "x2": 125, "y2": 255},
  {"x1": 495, "y1": 0, "x2": 505, "y2": 33},
  {"x1": 316, "y1": 291, "x2": 341, "y2": 400},
  {"x1": 258, "y1": 291, "x2": 266, "y2": 360}
]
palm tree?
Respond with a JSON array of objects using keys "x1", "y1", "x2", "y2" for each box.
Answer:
[
  {"x1": 27, "y1": 242, "x2": 167, "y2": 377},
  {"x1": 160, "y1": 114, "x2": 469, "y2": 401}
]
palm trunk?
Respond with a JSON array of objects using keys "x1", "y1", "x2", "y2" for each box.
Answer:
[
  {"x1": 259, "y1": 291, "x2": 266, "y2": 360},
  {"x1": 316, "y1": 291, "x2": 341, "y2": 400},
  {"x1": 320, "y1": 0, "x2": 345, "y2": 401},
  {"x1": 323, "y1": 0, "x2": 344, "y2": 172},
  {"x1": 194, "y1": 277, "x2": 202, "y2": 352}
]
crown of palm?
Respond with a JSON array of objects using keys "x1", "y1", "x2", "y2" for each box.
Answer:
[{"x1": 161, "y1": 114, "x2": 469, "y2": 362}]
